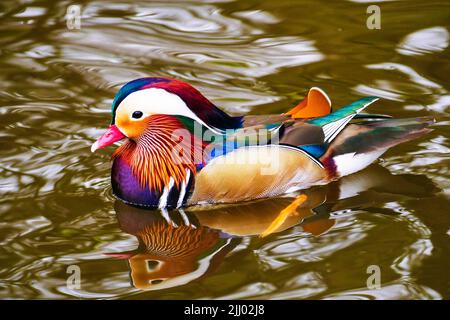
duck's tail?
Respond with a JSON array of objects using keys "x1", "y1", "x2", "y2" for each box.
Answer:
[{"x1": 325, "y1": 116, "x2": 435, "y2": 178}]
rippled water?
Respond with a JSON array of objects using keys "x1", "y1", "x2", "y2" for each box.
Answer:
[{"x1": 0, "y1": 0, "x2": 449, "y2": 299}]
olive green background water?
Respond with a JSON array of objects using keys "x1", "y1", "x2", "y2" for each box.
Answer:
[{"x1": 0, "y1": 0, "x2": 449, "y2": 299}]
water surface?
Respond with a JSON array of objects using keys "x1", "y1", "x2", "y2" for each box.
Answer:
[{"x1": 0, "y1": 0, "x2": 449, "y2": 299}]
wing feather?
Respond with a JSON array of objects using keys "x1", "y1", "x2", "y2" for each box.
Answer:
[{"x1": 188, "y1": 145, "x2": 327, "y2": 205}]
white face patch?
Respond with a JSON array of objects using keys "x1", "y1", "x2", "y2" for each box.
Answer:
[{"x1": 116, "y1": 88, "x2": 223, "y2": 133}]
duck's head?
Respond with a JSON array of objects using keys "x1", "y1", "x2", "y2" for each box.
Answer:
[{"x1": 91, "y1": 77, "x2": 242, "y2": 152}]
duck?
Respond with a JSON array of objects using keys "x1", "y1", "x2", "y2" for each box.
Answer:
[{"x1": 91, "y1": 77, "x2": 433, "y2": 210}]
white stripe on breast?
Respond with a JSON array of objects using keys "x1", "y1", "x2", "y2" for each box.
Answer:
[
  {"x1": 158, "y1": 176, "x2": 175, "y2": 209},
  {"x1": 117, "y1": 88, "x2": 225, "y2": 134},
  {"x1": 176, "y1": 169, "x2": 191, "y2": 208}
]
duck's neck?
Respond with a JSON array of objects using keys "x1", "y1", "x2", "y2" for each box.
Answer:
[{"x1": 112, "y1": 115, "x2": 203, "y2": 195}]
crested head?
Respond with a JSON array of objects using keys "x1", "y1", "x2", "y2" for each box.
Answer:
[
  {"x1": 109, "y1": 77, "x2": 234, "y2": 195},
  {"x1": 111, "y1": 77, "x2": 242, "y2": 139}
]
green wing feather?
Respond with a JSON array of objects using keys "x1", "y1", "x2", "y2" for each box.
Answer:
[
  {"x1": 308, "y1": 96, "x2": 379, "y2": 126},
  {"x1": 330, "y1": 117, "x2": 435, "y2": 156},
  {"x1": 308, "y1": 96, "x2": 379, "y2": 143}
]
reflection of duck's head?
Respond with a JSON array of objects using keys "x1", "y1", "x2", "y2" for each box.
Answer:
[
  {"x1": 129, "y1": 223, "x2": 230, "y2": 290},
  {"x1": 112, "y1": 201, "x2": 237, "y2": 290}
]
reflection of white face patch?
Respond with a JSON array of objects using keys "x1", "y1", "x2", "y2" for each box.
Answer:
[
  {"x1": 132, "y1": 238, "x2": 232, "y2": 291},
  {"x1": 116, "y1": 88, "x2": 223, "y2": 134}
]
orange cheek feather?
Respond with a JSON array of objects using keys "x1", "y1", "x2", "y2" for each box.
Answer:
[{"x1": 116, "y1": 114, "x2": 147, "y2": 138}]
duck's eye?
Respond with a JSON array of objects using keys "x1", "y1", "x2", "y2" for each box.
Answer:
[{"x1": 132, "y1": 111, "x2": 143, "y2": 119}]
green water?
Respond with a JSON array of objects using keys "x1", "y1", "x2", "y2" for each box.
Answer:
[{"x1": 0, "y1": 0, "x2": 449, "y2": 299}]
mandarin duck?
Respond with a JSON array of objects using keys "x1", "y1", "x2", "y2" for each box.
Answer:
[{"x1": 91, "y1": 77, "x2": 433, "y2": 210}]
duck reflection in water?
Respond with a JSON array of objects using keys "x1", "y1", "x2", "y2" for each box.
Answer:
[
  {"x1": 111, "y1": 200, "x2": 238, "y2": 290},
  {"x1": 109, "y1": 164, "x2": 436, "y2": 290}
]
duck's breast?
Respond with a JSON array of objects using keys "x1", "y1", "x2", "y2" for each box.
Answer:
[{"x1": 112, "y1": 156, "x2": 162, "y2": 208}]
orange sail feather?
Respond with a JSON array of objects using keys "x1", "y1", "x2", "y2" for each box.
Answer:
[{"x1": 285, "y1": 87, "x2": 332, "y2": 119}]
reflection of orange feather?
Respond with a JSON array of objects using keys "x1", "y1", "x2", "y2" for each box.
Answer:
[
  {"x1": 112, "y1": 115, "x2": 203, "y2": 192},
  {"x1": 302, "y1": 217, "x2": 336, "y2": 236},
  {"x1": 260, "y1": 194, "x2": 308, "y2": 237},
  {"x1": 137, "y1": 222, "x2": 220, "y2": 258},
  {"x1": 285, "y1": 87, "x2": 332, "y2": 119},
  {"x1": 129, "y1": 222, "x2": 221, "y2": 288}
]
